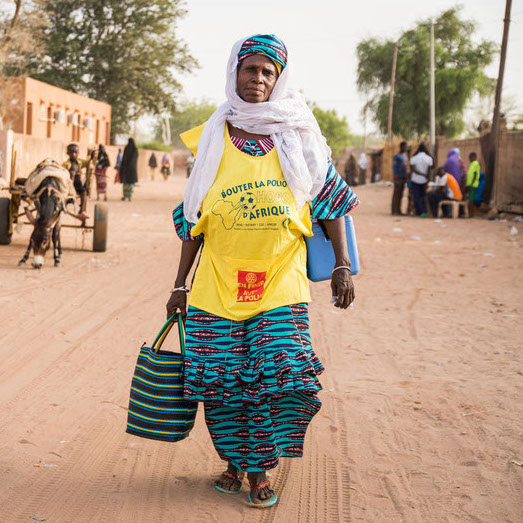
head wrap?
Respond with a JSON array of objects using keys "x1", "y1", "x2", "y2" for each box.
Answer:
[
  {"x1": 237, "y1": 34, "x2": 287, "y2": 74},
  {"x1": 182, "y1": 34, "x2": 330, "y2": 224}
]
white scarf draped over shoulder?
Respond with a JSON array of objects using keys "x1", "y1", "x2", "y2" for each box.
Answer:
[{"x1": 183, "y1": 36, "x2": 331, "y2": 224}]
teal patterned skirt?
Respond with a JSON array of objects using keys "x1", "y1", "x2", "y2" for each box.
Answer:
[{"x1": 184, "y1": 303, "x2": 323, "y2": 471}]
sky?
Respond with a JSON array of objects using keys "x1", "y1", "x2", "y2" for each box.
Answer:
[{"x1": 173, "y1": 0, "x2": 523, "y2": 135}]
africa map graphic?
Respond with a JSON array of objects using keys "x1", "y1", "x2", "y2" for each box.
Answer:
[{"x1": 211, "y1": 192, "x2": 257, "y2": 230}]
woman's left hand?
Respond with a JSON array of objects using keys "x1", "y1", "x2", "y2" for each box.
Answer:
[{"x1": 331, "y1": 269, "x2": 355, "y2": 309}]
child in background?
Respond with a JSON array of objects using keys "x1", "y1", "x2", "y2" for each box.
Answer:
[
  {"x1": 63, "y1": 143, "x2": 92, "y2": 219},
  {"x1": 95, "y1": 144, "x2": 110, "y2": 201},
  {"x1": 466, "y1": 152, "x2": 480, "y2": 217}
]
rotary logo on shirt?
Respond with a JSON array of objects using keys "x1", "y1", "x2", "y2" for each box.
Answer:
[{"x1": 237, "y1": 270, "x2": 267, "y2": 302}]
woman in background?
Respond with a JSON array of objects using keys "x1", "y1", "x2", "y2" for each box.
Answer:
[
  {"x1": 119, "y1": 139, "x2": 138, "y2": 201},
  {"x1": 161, "y1": 153, "x2": 171, "y2": 180},
  {"x1": 148, "y1": 152, "x2": 158, "y2": 181}
]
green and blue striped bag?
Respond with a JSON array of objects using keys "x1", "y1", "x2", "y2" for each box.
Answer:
[{"x1": 126, "y1": 314, "x2": 197, "y2": 442}]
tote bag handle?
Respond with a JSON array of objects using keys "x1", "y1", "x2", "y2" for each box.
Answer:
[{"x1": 151, "y1": 313, "x2": 186, "y2": 355}]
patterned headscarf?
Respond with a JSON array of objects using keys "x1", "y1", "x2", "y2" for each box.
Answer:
[{"x1": 237, "y1": 34, "x2": 288, "y2": 74}]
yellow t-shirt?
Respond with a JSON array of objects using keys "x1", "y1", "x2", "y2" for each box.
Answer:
[{"x1": 181, "y1": 124, "x2": 312, "y2": 321}]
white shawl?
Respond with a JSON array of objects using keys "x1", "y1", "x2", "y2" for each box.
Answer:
[{"x1": 183, "y1": 36, "x2": 331, "y2": 224}]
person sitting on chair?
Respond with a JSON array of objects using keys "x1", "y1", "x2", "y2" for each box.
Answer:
[{"x1": 427, "y1": 167, "x2": 463, "y2": 217}]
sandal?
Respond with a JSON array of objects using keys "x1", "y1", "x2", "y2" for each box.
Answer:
[
  {"x1": 248, "y1": 479, "x2": 278, "y2": 508},
  {"x1": 215, "y1": 470, "x2": 243, "y2": 495}
]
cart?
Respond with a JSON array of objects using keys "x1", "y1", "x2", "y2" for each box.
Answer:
[{"x1": 0, "y1": 151, "x2": 108, "y2": 252}]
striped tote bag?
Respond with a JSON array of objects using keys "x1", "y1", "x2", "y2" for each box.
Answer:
[{"x1": 126, "y1": 314, "x2": 197, "y2": 442}]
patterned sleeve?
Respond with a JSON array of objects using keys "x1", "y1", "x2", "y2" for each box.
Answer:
[
  {"x1": 311, "y1": 161, "x2": 359, "y2": 219},
  {"x1": 172, "y1": 202, "x2": 203, "y2": 241}
]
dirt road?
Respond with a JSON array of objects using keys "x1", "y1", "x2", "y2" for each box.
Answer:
[{"x1": 0, "y1": 177, "x2": 521, "y2": 522}]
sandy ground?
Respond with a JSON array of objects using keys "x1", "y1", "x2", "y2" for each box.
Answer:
[{"x1": 0, "y1": 176, "x2": 522, "y2": 523}]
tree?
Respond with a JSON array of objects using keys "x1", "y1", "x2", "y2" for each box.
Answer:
[
  {"x1": 30, "y1": 0, "x2": 197, "y2": 138},
  {"x1": 356, "y1": 7, "x2": 496, "y2": 138},
  {"x1": 158, "y1": 99, "x2": 217, "y2": 147},
  {"x1": 0, "y1": 0, "x2": 45, "y2": 129},
  {"x1": 310, "y1": 104, "x2": 352, "y2": 157}
]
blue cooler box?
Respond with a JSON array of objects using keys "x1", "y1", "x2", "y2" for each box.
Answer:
[{"x1": 305, "y1": 215, "x2": 360, "y2": 282}]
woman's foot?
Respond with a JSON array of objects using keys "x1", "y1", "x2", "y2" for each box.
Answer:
[
  {"x1": 247, "y1": 471, "x2": 277, "y2": 507},
  {"x1": 215, "y1": 463, "x2": 244, "y2": 494}
]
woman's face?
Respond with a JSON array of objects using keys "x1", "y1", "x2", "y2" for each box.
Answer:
[{"x1": 237, "y1": 54, "x2": 278, "y2": 103}]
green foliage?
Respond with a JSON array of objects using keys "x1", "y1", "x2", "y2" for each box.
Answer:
[
  {"x1": 136, "y1": 140, "x2": 172, "y2": 152},
  {"x1": 30, "y1": 0, "x2": 197, "y2": 138},
  {"x1": 310, "y1": 103, "x2": 352, "y2": 157},
  {"x1": 0, "y1": 1, "x2": 45, "y2": 76},
  {"x1": 512, "y1": 113, "x2": 523, "y2": 131},
  {"x1": 356, "y1": 7, "x2": 496, "y2": 138},
  {"x1": 159, "y1": 99, "x2": 217, "y2": 147}
]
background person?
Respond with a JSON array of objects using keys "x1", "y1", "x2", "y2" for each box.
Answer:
[
  {"x1": 409, "y1": 142, "x2": 433, "y2": 217},
  {"x1": 114, "y1": 148, "x2": 122, "y2": 183},
  {"x1": 427, "y1": 167, "x2": 462, "y2": 217},
  {"x1": 344, "y1": 153, "x2": 357, "y2": 185},
  {"x1": 166, "y1": 34, "x2": 358, "y2": 508},
  {"x1": 148, "y1": 152, "x2": 158, "y2": 181},
  {"x1": 161, "y1": 153, "x2": 171, "y2": 180},
  {"x1": 443, "y1": 148, "x2": 464, "y2": 191},
  {"x1": 358, "y1": 152, "x2": 368, "y2": 185},
  {"x1": 466, "y1": 152, "x2": 480, "y2": 217},
  {"x1": 94, "y1": 144, "x2": 110, "y2": 201},
  {"x1": 63, "y1": 143, "x2": 91, "y2": 219},
  {"x1": 119, "y1": 139, "x2": 138, "y2": 201},
  {"x1": 391, "y1": 141, "x2": 408, "y2": 215},
  {"x1": 186, "y1": 153, "x2": 194, "y2": 178}
]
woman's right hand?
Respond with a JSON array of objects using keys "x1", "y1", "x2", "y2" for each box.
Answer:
[{"x1": 166, "y1": 290, "x2": 187, "y2": 320}]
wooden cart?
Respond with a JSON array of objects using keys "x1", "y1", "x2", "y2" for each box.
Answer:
[{"x1": 0, "y1": 151, "x2": 108, "y2": 252}]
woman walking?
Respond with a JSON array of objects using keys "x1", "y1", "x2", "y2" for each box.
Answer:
[
  {"x1": 148, "y1": 152, "x2": 158, "y2": 181},
  {"x1": 94, "y1": 144, "x2": 110, "y2": 201},
  {"x1": 160, "y1": 153, "x2": 171, "y2": 181},
  {"x1": 119, "y1": 138, "x2": 138, "y2": 201},
  {"x1": 166, "y1": 34, "x2": 359, "y2": 508}
]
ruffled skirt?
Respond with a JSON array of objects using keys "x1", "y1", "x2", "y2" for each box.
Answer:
[{"x1": 184, "y1": 303, "x2": 323, "y2": 471}]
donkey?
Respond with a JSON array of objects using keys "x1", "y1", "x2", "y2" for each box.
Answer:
[{"x1": 19, "y1": 177, "x2": 64, "y2": 268}]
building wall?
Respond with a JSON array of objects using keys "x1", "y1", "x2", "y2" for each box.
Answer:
[
  {"x1": 2, "y1": 78, "x2": 111, "y2": 146},
  {"x1": 495, "y1": 131, "x2": 523, "y2": 214},
  {"x1": 1, "y1": 77, "x2": 25, "y2": 134}
]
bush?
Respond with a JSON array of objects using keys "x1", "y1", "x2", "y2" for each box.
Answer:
[{"x1": 136, "y1": 140, "x2": 172, "y2": 152}]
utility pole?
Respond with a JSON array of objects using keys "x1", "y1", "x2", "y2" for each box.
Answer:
[
  {"x1": 387, "y1": 43, "x2": 399, "y2": 142},
  {"x1": 363, "y1": 103, "x2": 367, "y2": 152},
  {"x1": 429, "y1": 21, "x2": 436, "y2": 157},
  {"x1": 484, "y1": 0, "x2": 512, "y2": 204}
]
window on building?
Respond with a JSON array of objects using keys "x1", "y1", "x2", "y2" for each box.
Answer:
[
  {"x1": 105, "y1": 122, "x2": 110, "y2": 145},
  {"x1": 26, "y1": 103, "x2": 33, "y2": 135},
  {"x1": 47, "y1": 106, "x2": 52, "y2": 138},
  {"x1": 95, "y1": 119, "x2": 100, "y2": 144}
]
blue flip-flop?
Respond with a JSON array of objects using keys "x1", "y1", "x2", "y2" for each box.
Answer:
[
  {"x1": 248, "y1": 480, "x2": 278, "y2": 508},
  {"x1": 215, "y1": 470, "x2": 243, "y2": 495}
]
